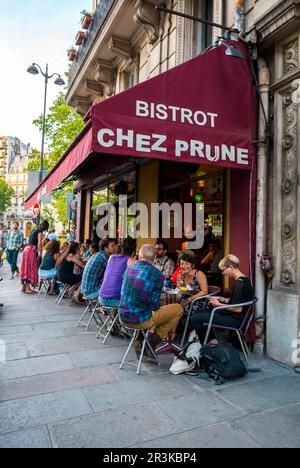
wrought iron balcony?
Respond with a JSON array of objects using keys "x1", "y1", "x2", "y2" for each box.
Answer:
[{"x1": 68, "y1": 0, "x2": 115, "y2": 89}]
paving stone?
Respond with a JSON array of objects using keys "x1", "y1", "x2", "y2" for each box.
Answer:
[
  {"x1": 231, "y1": 404, "x2": 300, "y2": 448},
  {"x1": 216, "y1": 375, "x2": 300, "y2": 413},
  {"x1": 132, "y1": 422, "x2": 258, "y2": 448},
  {"x1": 156, "y1": 392, "x2": 243, "y2": 431},
  {"x1": 0, "y1": 427, "x2": 51, "y2": 448},
  {"x1": 0, "y1": 365, "x2": 118, "y2": 401},
  {"x1": 49, "y1": 403, "x2": 181, "y2": 448},
  {"x1": 26, "y1": 334, "x2": 113, "y2": 357},
  {"x1": 5, "y1": 344, "x2": 27, "y2": 361},
  {"x1": 71, "y1": 346, "x2": 136, "y2": 368},
  {"x1": 0, "y1": 317, "x2": 46, "y2": 326},
  {"x1": 45, "y1": 314, "x2": 82, "y2": 323},
  {"x1": 0, "y1": 354, "x2": 74, "y2": 380},
  {"x1": 32, "y1": 321, "x2": 93, "y2": 332},
  {"x1": 3, "y1": 327, "x2": 90, "y2": 344},
  {"x1": 0, "y1": 325, "x2": 33, "y2": 336},
  {"x1": 0, "y1": 389, "x2": 92, "y2": 434},
  {"x1": 83, "y1": 374, "x2": 198, "y2": 413}
]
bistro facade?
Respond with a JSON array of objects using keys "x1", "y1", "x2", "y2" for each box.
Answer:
[{"x1": 26, "y1": 1, "x2": 300, "y2": 367}]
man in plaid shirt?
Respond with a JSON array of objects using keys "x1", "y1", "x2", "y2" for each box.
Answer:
[
  {"x1": 7, "y1": 222, "x2": 23, "y2": 280},
  {"x1": 81, "y1": 238, "x2": 116, "y2": 299},
  {"x1": 119, "y1": 244, "x2": 183, "y2": 354},
  {"x1": 154, "y1": 240, "x2": 175, "y2": 279}
]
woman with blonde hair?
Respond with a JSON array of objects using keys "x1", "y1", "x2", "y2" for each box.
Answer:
[{"x1": 191, "y1": 254, "x2": 254, "y2": 345}]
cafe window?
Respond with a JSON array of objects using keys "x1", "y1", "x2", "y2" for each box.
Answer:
[
  {"x1": 91, "y1": 171, "x2": 136, "y2": 239},
  {"x1": 193, "y1": 0, "x2": 213, "y2": 55}
]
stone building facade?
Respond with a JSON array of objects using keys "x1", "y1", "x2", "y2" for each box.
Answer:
[
  {"x1": 61, "y1": 0, "x2": 300, "y2": 367},
  {"x1": 0, "y1": 136, "x2": 32, "y2": 234}
]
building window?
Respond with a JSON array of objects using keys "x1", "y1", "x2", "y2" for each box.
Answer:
[
  {"x1": 193, "y1": 0, "x2": 213, "y2": 55},
  {"x1": 123, "y1": 65, "x2": 135, "y2": 91}
]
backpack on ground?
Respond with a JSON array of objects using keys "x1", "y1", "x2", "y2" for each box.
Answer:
[{"x1": 200, "y1": 343, "x2": 248, "y2": 385}]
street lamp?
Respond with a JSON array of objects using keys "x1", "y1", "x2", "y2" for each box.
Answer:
[{"x1": 27, "y1": 63, "x2": 65, "y2": 184}]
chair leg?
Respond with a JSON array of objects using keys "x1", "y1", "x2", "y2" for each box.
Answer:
[
  {"x1": 236, "y1": 330, "x2": 249, "y2": 366},
  {"x1": 43, "y1": 280, "x2": 50, "y2": 300},
  {"x1": 180, "y1": 308, "x2": 192, "y2": 348},
  {"x1": 76, "y1": 303, "x2": 90, "y2": 328},
  {"x1": 103, "y1": 313, "x2": 119, "y2": 344},
  {"x1": 56, "y1": 285, "x2": 68, "y2": 305},
  {"x1": 37, "y1": 280, "x2": 44, "y2": 299},
  {"x1": 137, "y1": 331, "x2": 148, "y2": 375},
  {"x1": 119, "y1": 330, "x2": 137, "y2": 370}
]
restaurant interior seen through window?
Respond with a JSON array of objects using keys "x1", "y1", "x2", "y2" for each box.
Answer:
[{"x1": 91, "y1": 170, "x2": 137, "y2": 240}]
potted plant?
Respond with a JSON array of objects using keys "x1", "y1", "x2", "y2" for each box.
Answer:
[
  {"x1": 67, "y1": 46, "x2": 77, "y2": 61},
  {"x1": 75, "y1": 31, "x2": 86, "y2": 46},
  {"x1": 81, "y1": 10, "x2": 93, "y2": 30}
]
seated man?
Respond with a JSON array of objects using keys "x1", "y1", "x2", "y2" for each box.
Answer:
[
  {"x1": 119, "y1": 244, "x2": 183, "y2": 355},
  {"x1": 80, "y1": 238, "x2": 116, "y2": 302},
  {"x1": 153, "y1": 240, "x2": 175, "y2": 279}
]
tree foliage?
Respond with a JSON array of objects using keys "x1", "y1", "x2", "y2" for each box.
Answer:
[
  {"x1": 28, "y1": 91, "x2": 84, "y2": 224},
  {"x1": 0, "y1": 180, "x2": 14, "y2": 216}
]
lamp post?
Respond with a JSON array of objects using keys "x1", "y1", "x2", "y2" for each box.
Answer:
[
  {"x1": 27, "y1": 64, "x2": 65, "y2": 225},
  {"x1": 27, "y1": 63, "x2": 65, "y2": 184}
]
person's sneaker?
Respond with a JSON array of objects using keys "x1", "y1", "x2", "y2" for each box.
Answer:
[{"x1": 9, "y1": 274, "x2": 14, "y2": 280}]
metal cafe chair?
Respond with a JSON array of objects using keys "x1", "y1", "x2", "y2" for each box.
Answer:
[
  {"x1": 203, "y1": 297, "x2": 258, "y2": 364},
  {"x1": 119, "y1": 326, "x2": 160, "y2": 375},
  {"x1": 37, "y1": 277, "x2": 52, "y2": 300},
  {"x1": 180, "y1": 285, "x2": 221, "y2": 347},
  {"x1": 77, "y1": 297, "x2": 102, "y2": 331},
  {"x1": 55, "y1": 282, "x2": 70, "y2": 305},
  {"x1": 96, "y1": 306, "x2": 121, "y2": 343}
]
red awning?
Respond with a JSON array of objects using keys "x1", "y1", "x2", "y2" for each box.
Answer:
[
  {"x1": 25, "y1": 41, "x2": 256, "y2": 211},
  {"x1": 25, "y1": 127, "x2": 93, "y2": 210}
]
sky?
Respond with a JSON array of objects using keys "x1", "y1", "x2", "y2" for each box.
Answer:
[{"x1": 0, "y1": 0, "x2": 91, "y2": 150}]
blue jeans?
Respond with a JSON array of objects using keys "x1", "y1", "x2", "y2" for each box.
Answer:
[{"x1": 7, "y1": 249, "x2": 19, "y2": 274}]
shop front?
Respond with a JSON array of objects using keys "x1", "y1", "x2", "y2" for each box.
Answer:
[{"x1": 25, "y1": 39, "x2": 257, "y2": 291}]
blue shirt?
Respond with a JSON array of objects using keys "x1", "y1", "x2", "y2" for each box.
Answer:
[
  {"x1": 81, "y1": 251, "x2": 109, "y2": 296},
  {"x1": 119, "y1": 261, "x2": 164, "y2": 325}
]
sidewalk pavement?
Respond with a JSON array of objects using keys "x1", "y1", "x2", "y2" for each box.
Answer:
[{"x1": 0, "y1": 264, "x2": 300, "y2": 448}]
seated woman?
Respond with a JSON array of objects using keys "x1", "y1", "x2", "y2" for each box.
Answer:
[
  {"x1": 171, "y1": 249, "x2": 196, "y2": 285},
  {"x1": 99, "y1": 237, "x2": 136, "y2": 308},
  {"x1": 176, "y1": 254, "x2": 208, "y2": 310},
  {"x1": 56, "y1": 242, "x2": 84, "y2": 294},
  {"x1": 191, "y1": 254, "x2": 254, "y2": 345},
  {"x1": 38, "y1": 240, "x2": 60, "y2": 295}
]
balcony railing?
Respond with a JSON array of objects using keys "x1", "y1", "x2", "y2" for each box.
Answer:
[{"x1": 68, "y1": 0, "x2": 115, "y2": 89}]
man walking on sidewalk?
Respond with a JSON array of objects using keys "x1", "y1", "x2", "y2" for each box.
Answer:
[{"x1": 7, "y1": 222, "x2": 23, "y2": 280}]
